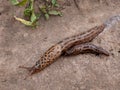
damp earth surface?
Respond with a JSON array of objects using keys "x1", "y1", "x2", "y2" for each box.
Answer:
[{"x1": 0, "y1": 0, "x2": 120, "y2": 90}]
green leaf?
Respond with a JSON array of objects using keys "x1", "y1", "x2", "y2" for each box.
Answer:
[
  {"x1": 48, "y1": 10, "x2": 62, "y2": 16},
  {"x1": 11, "y1": 0, "x2": 28, "y2": 6},
  {"x1": 14, "y1": 0, "x2": 37, "y2": 26},
  {"x1": 36, "y1": 13, "x2": 41, "y2": 19},
  {"x1": 12, "y1": 0, "x2": 62, "y2": 27},
  {"x1": 39, "y1": 5, "x2": 47, "y2": 14},
  {"x1": 17, "y1": 0, "x2": 28, "y2": 6},
  {"x1": 55, "y1": 3, "x2": 60, "y2": 7},
  {"x1": 51, "y1": 0, "x2": 57, "y2": 6},
  {"x1": 24, "y1": 8, "x2": 32, "y2": 16},
  {"x1": 11, "y1": 0, "x2": 19, "y2": 5},
  {"x1": 30, "y1": 11, "x2": 37, "y2": 22},
  {"x1": 30, "y1": 0, "x2": 34, "y2": 10},
  {"x1": 29, "y1": 0, "x2": 37, "y2": 23},
  {"x1": 24, "y1": 0, "x2": 34, "y2": 16},
  {"x1": 45, "y1": 14, "x2": 49, "y2": 20},
  {"x1": 14, "y1": 16, "x2": 35, "y2": 26}
]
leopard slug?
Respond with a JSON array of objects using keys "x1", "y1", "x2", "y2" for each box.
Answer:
[
  {"x1": 64, "y1": 43, "x2": 109, "y2": 56},
  {"x1": 19, "y1": 24, "x2": 106, "y2": 76},
  {"x1": 19, "y1": 15, "x2": 120, "y2": 77}
]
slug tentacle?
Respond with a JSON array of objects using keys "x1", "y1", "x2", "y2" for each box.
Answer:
[
  {"x1": 19, "y1": 65, "x2": 41, "y2": 79},
  {"x1": 19, "y1": 64, "x2": 41, "y2": 75},
  {"x1": 19, "y1": 66, "x2": 33, "y2": 71}
]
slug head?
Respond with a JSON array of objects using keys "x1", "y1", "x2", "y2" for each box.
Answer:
[{"x1": 19, "y1": 60, "x2": 41, "y2": 79}]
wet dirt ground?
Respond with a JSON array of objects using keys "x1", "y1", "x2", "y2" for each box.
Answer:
[{"x1": 0, "y1": 0, "x2": 120, "y2": 90}]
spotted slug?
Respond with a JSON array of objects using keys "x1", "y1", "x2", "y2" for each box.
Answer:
[{"x1": 19, "y1": 24, "x2": 107, "y2": 76}]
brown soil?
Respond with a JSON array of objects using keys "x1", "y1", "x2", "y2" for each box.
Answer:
[{"x1": 0, "y1": 0, "x2": 120, "y2": 90}]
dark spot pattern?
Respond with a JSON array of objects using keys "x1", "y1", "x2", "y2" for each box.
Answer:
[
  {"x1": 29, "y1": 24, "x2": 108, "y2": 75},
  {"x1": 35, "y1": 45, "x2": 62, "y2": 70}
]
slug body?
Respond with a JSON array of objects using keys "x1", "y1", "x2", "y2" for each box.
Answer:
[
  {"x1": 64, "y1": 43, "x2": 109, "y2": 56},
  {"x1": 58, "y1": 24, "x2": 106, "y2": 51},
  {"x1": 20, "y1": 24, "x2": 108, "y2": 76}
]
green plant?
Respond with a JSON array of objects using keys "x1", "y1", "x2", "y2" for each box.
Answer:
[{"x1": 11, "y1": 0, "x2": 62, "y2": 27}]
